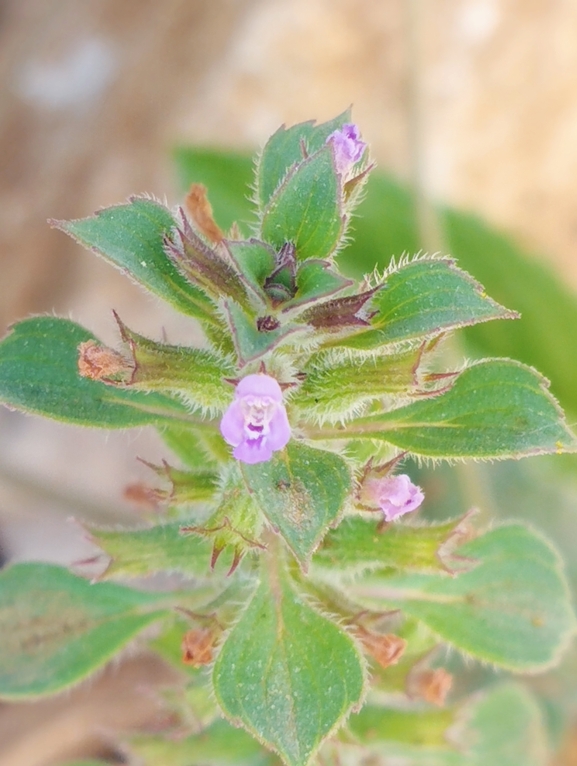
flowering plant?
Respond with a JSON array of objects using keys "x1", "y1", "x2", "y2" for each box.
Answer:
[{"x1": 0, "y1": 111, "x2": 576, "y2": 765}]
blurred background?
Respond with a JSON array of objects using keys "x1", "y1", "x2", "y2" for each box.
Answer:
[{"x1": 1, "y1": 0, "x2": 577, "y2": 764}]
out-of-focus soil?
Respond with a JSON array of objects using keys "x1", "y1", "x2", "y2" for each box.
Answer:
[{"x1": 1, "y1": 1, "x2": 577, "y2": 763}]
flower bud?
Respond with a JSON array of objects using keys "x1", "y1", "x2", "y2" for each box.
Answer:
[
  {"x1": 326, "y1": 123, "x2": 367, "y2": 176},
  {"x1": 364, "y1": 474, "x2": 424, "y2": 522}
]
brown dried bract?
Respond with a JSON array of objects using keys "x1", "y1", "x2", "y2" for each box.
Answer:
[
  {"x1": 77, "y1": 340, "x2": 129, "y2": 382},
  {"x1": 181, "y1": 628, "x2": 217, "y2": 667},
  {"x1": 357, "y1": 627, "x2": 406, "y2": 669},
  {"x1": 123, "y1": 481, "x2": 161, "y2": 511},
  {"x1": 185, "y1": 183, "x2": 224, "y2": 244},
  {"x1": 410, "y1": 668, "x2": 453, "y2": 706}
]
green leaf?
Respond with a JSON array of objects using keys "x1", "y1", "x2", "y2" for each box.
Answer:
[
  {"x1": 131, "y1": 718, "x2": 279, "y2": 766},
  {"x1": 91, "y1": 522, "x2": 219, "y2": 579},
  {"x1": 0, "y1": 563, "x2": 170, "y2": 699},
  {"x1": 241, "y1": 443, "x2": 351, "y2": 567},
  {"x1": 354, "y1": 524, "x2": 576, "y2": 671},
  {"x1": 339, "y1": 258, "x2": 516, "y2": 350},
  {"x1": 225, "y1": 300, "x2": 298, "y2": 365},
  {"x1": 226, "y1": 239, "x2": 276, "y2": 297},
  {"x1": 294, "y1": 347, "x2": 421, "y2": 423},
  {"x1": 160, "y1": 425, "x2": 219, "y2": 469},
  {"x1": 213, "y1": 567, "x2": 365, "y2": 766},
  {"x1": 344, "y1": 359, "x2": 577, "y2": 459},
  {"x1": 115, "y1": 319, "x2": 234, "y2": 412},
  {"x1": 335, "y1": 170, "x2": 577, "y2": 423},
  {"x1": 60, "y1": 761, "x2": 112, "y2": 766},
  {"x1": 444, "y1": 209, "x2": 577, "y2": 423},
  {"x1": 283, "y1": 259, "x2": 352, "y2": 310},
  {"x1": 172, "y1": 149, "x2": 577, "y2": 422},
  {"x1": 52, "y1": 197, "x2": 216, "y2": 322},
  {"x1": 345, "y1": 683, "x2": 548, "y2": 766},
  {"x1": 257, "y1": 111, "x2": 350, "y2": 208},
  {"x1": 60, "y1": 762, "x2": 112, "y2": 766},
  {"x1": 260, "y1": 146, "x2": 343, "y2": 260},
  {"x1": 314, "y1": 515, "x2": 469, "y2": 574},
  {"x1": 173, "y1": 147, "x2": 255, "y2": 231},
  {"x1": 0, "y1": 317, "x2": 193, "y2": 428},
  {"x1": 348, "y1": 706, "x2": 454, "y2": 749},
  {"x1": 463, "y1": 682, "x2": 549, "y2": 766}
]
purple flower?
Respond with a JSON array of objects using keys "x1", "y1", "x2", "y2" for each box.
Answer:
[
  {"x1": 220, "y1": 374, "x2": 291, "y2": 464},
  {"x1": 327, "y1": 123, "x2": 367, "y2": 176},
  {"x1": 365, "y1": 474, "x2": 424, "y2": 522}
]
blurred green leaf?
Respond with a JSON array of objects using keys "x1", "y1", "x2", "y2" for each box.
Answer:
[
  {"x1": 348, "y1": 706, "x2": 454, "y2": 748},
  {"x1": 60, "y1": 761, "x2": 112, "y2": 766},
  {"x1": 345, "y1": 359, "x2": 577, "y2": 459},
  {"x1": 355, "y1": 524, "x2": 576, "y2": 671},
  {"x1": 344, "y1": 682, "x2": 548, "y2": 766},
  {"x1": 0, "y1": 563, "x2": 169, "y2": 700},
  {"x1": 241, "y1": 443, "x2": 351, "y2": 567},
  {"x1": 131, "y1": 718, "x2": 279, "y2": 766},
  {"x1": 444, "y1": 210, "x2": 577, "y2": 422},
  {"x1": 52, "y1": 197, "x2": 216, "y2": 322},
  {"x1": 0, "y1": 317, "x2": 193, "y2": 428},
  {"x1": 463, "y1": 682, "x2": 549, "y2": 765},
  {"x1": 173, "y1": 147, "x2": 254, "y2": 231},
  {"x1": 213, "y1": 566, "x2": 364, "y2": 766}
]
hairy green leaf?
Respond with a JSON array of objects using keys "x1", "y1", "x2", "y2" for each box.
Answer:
[
  {"x1": 284, "y1": 259, "x2": 352, "y2": 310},
  {"x1": 314, "y1": 515, "x2": 469, "y2": 574},
  {"x1": 257, "y1": 111, "x2": 349, "y2": 208},
  {"x1": 91, "y1": 522, "x2": 219, "y2": 579},
  {"x1": 354, "y1": 524, "x2": 576, "y2": 671},
  {"x1": 172, "y1": 150, "x2": 577, "y2": 423},
  {"x1": 260, "y1": 147, "x2": 343, "y2": 260},
  {"x1": 52, "y1": 197, "x2": 216, "y2": 322},
  {"x1": 338, "y1": 258, "x2": 516, "y2": 350},
  {"x1": 115, "y1": 320, "x2": 234, "y2": 412},
  {"x1": 213, "y1": 567, "x2": 365, "y2": 766},
  {"x1": 0, "y1": 563, "x2": 170, "y2": 699},
  {"x1": 242, "y1": 443, "x2": 351, "y2": 567},
  {"x1": 344, "y1": 359, "x2": 577, "y2": 459},
  {"x1": 225, "y1": 300, "x2": 298, "y2": 365},
  {"x1": 226, "y1": 239, "x2": 276, "y2": 298},
  {"x1": 294, "y1": 347, "x2": 420, "y2": 423},
  {"x1": 0, "y1": 317, "x2": 193, "y2": 428}
]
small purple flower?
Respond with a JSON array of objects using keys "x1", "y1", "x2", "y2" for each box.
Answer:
[
  {"x1": 365, "y1": 474, "x2": 424, "y2": 522},
  {"x1": 220, "y1": 374, "x2": 291, "y2": 464},
  {"x1": 327, "y1": 123, "x2": 367, "y2": 176}
]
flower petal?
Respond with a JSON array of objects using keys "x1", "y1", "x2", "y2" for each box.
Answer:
[{"x1": 220, "y1": 400, "x2": 244, "y2": 446}]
